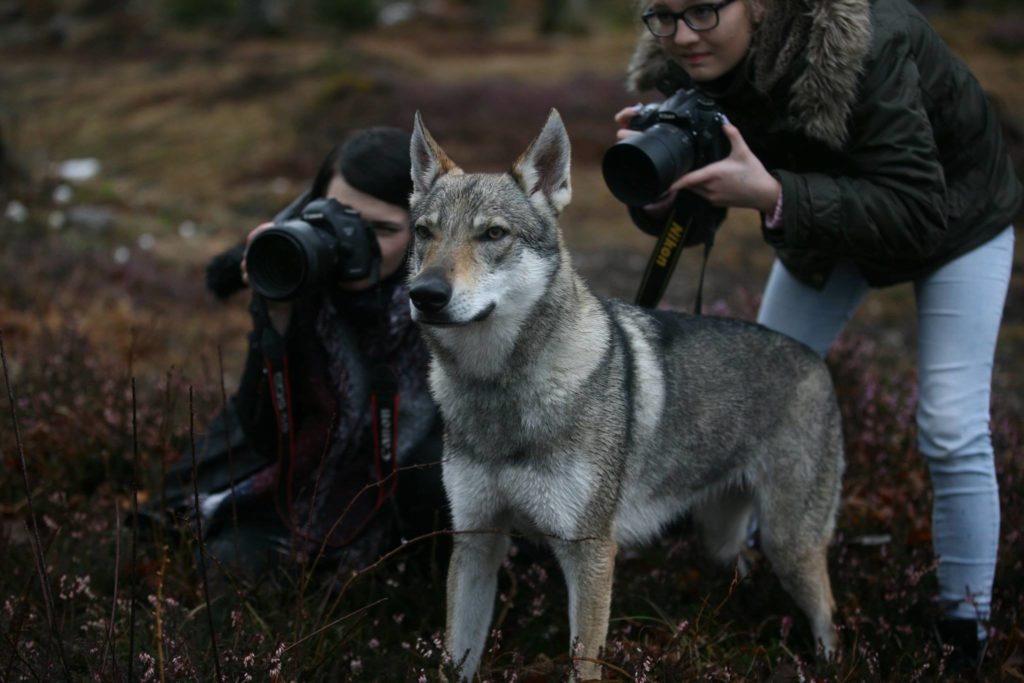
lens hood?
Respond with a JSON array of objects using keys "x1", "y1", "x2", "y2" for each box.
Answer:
[
  {"x1": 246, "y1": 220, "x2": 335, "y2": 301},
  {"x1": 602, "y1": 124, "x2": 696, "y2": 206}
]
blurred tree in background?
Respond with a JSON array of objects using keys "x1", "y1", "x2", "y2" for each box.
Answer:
[
  {"x1": 538, "y1": 0, "x2": 589, "y2": 35},
  {"x1": 0, "y1": 0, "x2": 1019, "y2": 46}
]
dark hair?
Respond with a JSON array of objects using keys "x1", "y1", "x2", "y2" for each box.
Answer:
[{"x1": 309, "y1": 127, "x2": 413, "y2": 209}]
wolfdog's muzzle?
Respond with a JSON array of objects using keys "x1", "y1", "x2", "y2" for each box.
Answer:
[
  {"x1": 409, "y1": 269, "x2": 497, "y2": 326},
  {"x1": 409, "y1": 268, "x2": 452, "y2": 314}
]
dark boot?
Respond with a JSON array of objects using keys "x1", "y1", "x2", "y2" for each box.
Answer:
[{"x1": 935, "y1": 618, "x2": 986, "y2": 675}]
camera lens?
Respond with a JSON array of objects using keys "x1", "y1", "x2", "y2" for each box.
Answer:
[
  {"x1": 247, "y1": 230, "x2": 307, "y2": 300},
  {"x1": 246, "y1": 224, "x2": 329, "y2": 301},
  {"x1": 245, "y1": 200, "x2": 379, "y2": 300},
  {"x1": 602, "y1": 124, "x2": 696, "y2": 206}
]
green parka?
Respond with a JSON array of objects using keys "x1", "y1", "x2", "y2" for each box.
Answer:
[{"x1": 627, "y1": 0, "x2": 1021, "y2": 288}]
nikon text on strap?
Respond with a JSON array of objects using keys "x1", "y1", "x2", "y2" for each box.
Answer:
[{"x1": 634, "y1": 209, "x2": 713, "y2": 313}]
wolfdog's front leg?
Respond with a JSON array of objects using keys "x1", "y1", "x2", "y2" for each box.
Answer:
[
  {"x1": 553, "y1": 537, "x2": 618, "y2": 681},
  {"x1": 446, "y1": 530, "x2": 510, "y2": 680}
]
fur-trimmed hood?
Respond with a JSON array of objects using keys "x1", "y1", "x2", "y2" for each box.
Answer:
[{"x1": 626, "y1": 0, "x2": 873, "y2": 149}]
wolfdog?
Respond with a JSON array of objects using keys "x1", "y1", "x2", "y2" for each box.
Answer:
[{"x1": 406, "y1": 110, "x2": 844, "y2": 681}]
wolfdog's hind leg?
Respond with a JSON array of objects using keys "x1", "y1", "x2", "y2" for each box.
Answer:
[{"x1": 762, "y1": 537, "x2": 838, "y2": 656}]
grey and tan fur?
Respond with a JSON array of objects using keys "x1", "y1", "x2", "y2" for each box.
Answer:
[{"x1": 406, "y1": 110, "x2": 844, "y2": 681}]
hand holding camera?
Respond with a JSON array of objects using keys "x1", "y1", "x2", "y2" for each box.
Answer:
[
  {"x1": 605, "y1": 89, "x2": 780, "y2": 214},
  {"x1": 240, "y1": 221, "x2": 274, "y2": 286},
  {"x1": 604, "y1": 89, "x2": 731, "y2": 206},
  {"x1": 673, "y1": 122, "x2": 781, "y2": 213}
]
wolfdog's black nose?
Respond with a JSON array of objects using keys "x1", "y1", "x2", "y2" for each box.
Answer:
[{"x1": 409, "y1": 272, "x2": 452, "y2": 313}]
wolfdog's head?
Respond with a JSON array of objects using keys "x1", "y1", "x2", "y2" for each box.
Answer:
[{"x1": 406, "y1": 109, "x2": 573, "y2": 357}]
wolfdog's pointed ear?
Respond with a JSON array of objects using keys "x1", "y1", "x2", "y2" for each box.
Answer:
[
  {"x1": 410, "y1": 111, "x2": 463, "y2": 206},
  {"x1": 511, "y1": 109, "x2": 572, "y2": 215}
]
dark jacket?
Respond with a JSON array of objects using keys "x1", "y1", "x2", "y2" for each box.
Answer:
[
  {"x1": 626, "y1": 0, "x2": 1022, "y2": 288},
  {"x1": 231, "y1": 278, "x2": 444, "y2": 548},
  {"x1": 165, "y1": 197, "x2": 445, "y2": 568}
]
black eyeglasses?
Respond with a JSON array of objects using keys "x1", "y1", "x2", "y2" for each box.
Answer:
[{"x1": 642, "y1": 0, "x2": 739, "y2": 36}]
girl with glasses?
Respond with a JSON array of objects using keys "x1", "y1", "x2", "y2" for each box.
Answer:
[{"x1": 615, "y1": 0, "x2": 1020, "y2": 670}]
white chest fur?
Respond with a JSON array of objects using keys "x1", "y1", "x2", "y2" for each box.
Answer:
[{"x1": 443, "y1": 453, "x2": 598, "y2": 541}]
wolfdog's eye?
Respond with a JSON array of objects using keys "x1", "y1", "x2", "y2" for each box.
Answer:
[
  {"x1": 483, "y1": 226, "x2": 508, "y2": 241},
  {"x1": 414, "y1": 224, "x2": 432, "y2": 240}
]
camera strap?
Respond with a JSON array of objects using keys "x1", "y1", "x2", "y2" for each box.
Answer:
[
  {"x1": 256, "y1": 293, "x2": 403, "y2": 548},
  {"x1": 634, "y1": 208, "x2": 713, "y2": 313},
  {"x1": 369, "y1": 362, "x2": 400, "y2": 506},
  {"x1": 252, "y1": 295, "x2": 302, "y2": 538},
  {"x1": 291, "y1": 363, "x2": 400, "y2": 550}
]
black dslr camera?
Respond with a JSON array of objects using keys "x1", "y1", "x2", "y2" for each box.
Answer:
[
  {"x1": 603, "y1": 89, "x2": 730, "y2": 206},
  {"x1": 245, "y1": 197, "x2": 381, "y2": 301}
]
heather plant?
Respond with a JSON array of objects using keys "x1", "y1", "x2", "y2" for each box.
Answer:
[{"x1": 5, "y1": 284, "x2": 1020, "y2": 680}]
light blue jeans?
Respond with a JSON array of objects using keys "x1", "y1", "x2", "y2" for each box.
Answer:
[{"x1": 757, "y1": 226, "x2": 1015, "y2": 628}]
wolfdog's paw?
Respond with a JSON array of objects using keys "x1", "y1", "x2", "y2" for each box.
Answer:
[{"x1": 571, "y1": 656, "x2": 604, "y2": 682}]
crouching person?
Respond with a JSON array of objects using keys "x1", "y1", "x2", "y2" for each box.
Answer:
[{"x1": 158, "y1": 127, "x2": 448, "y2": 577}]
